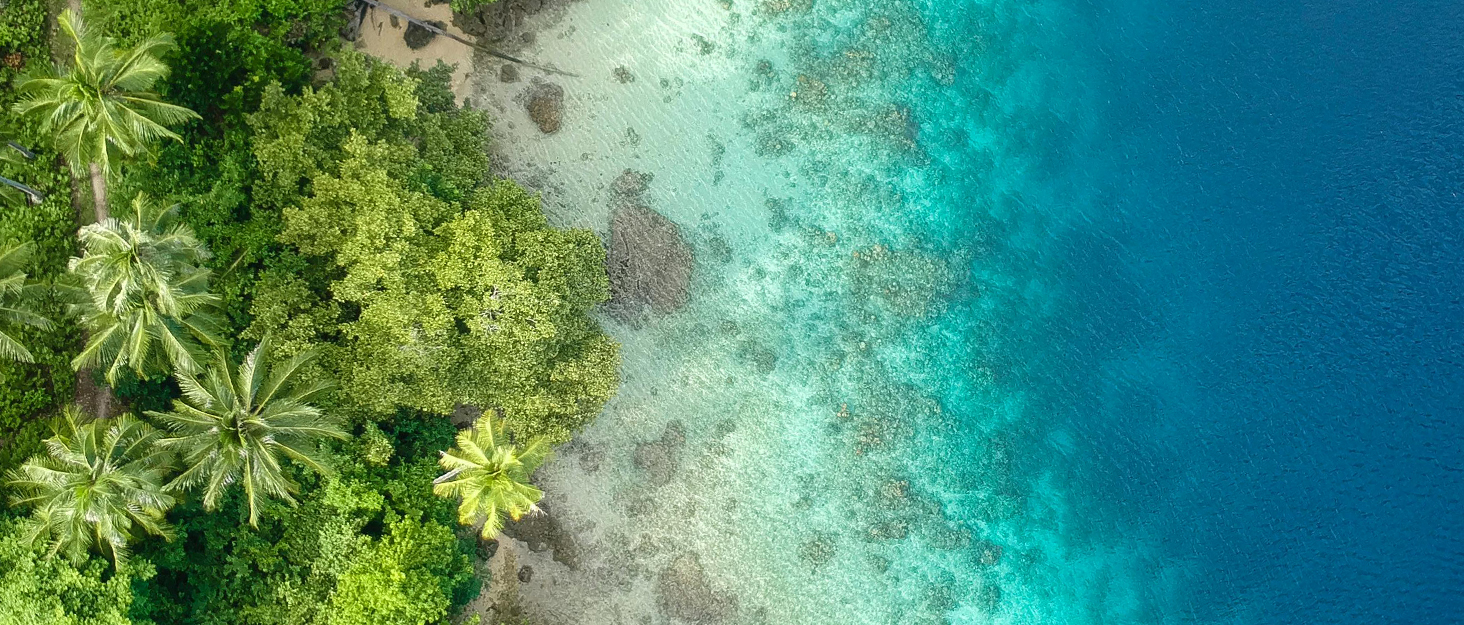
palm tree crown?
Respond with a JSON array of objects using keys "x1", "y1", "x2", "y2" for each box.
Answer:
[
  {"x1": 0, "y1": 242, "x2": 55, "y2": 363},
  {"x1": 70, "y1": 193, "x2": 222, "y2": 381},
  {"x1": 433, "y1": 416, "x2": 550, "y2": 540},
  {"x1": 12, "y1": 10, "x2": 197, "y2": 178},
  {"x1": 5, "y1": 406, "x2": 174, "y2": 565},
  {"x1": 149, "y1": 336, "x2": 346, "y2": 526},
  {"x1": 11, "y1": 10, "x2": 197, "y2": 219}
]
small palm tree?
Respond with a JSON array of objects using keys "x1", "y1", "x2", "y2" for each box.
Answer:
[
  {"x1": 5, "y1": 406, "x2": 174, "y2": 565},
  {"x1": 11, "y1": 10, "x2": 198, "y2": 220},
  {"x1": 433, "y1": 416, "x2": 550, "y2": 540},
  {"x1": 70, "y1": 193, "x2": 223, "y2": 382},
  {"x1": 0, "y1": 242, "x2": 55, "y2": 363},
  {"x1": 149, "y1": 336, "x2": 346, "y2": 526}
]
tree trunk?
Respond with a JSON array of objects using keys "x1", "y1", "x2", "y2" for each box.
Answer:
[{"x1": 88, "y1": 162, "x2": 108, "y2": 222}]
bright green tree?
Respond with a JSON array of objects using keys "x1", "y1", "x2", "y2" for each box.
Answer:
[
  {"x1": 70, "y1": 193, "x2": 222, "y2": 382},
  {"x1": 324, "y1": 518, "x2": 462, "y2": 625},
  {"x1": 11, "y1": 9, "x2": 198, "y2": 220},
  {"x1": 5, "y1": 406, "x2": 174, "y2": 565},
  {"x1": 0, "y1": 242, "x2": 54, "y2": 363},
  {"x1": 248, "y1": 53, "x2": 618, "y2": 442},
  {"x1": 149, "y1": 335, "x2": 347, "y2": 525},
  {"x1": 433, "y1": 416, "x2": 549, "y2": 540}
]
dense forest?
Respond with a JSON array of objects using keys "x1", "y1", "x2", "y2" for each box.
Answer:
[{"x1": 0, "y1": 0, "x2": 618, "y2": 622}]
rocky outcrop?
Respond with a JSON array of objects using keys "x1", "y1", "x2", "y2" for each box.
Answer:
[
  {"x1": 452, "y1": 0, "x2": 556, "y2": 42},
  {"x1": 658, "y1": 554, "x2": 738, "y2": 623},
  {"x1": 502, "y1": 503, "x2": 581, "y2": 569},
  {"x1": 522, "y1": 79, "x2": 563, "y2": 133},
  {"x1": 403, "y1": 20, "x2": 444, "y2": 49},
  {"x1": 606, "y1": 170, "x2": 693, "y2": 324}
]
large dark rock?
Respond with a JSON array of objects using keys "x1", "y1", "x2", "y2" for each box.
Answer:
[
  {"x1": 404, "y1": 20, "x2": 444, "y2": 50},
  {"x1": 452, "y1": 0, "x2": 557, "y2": 41},
  {"x1": 607, "y1": 170, "x2": 693, "y2": 324},
  {"x1": 523, "y1": 80, "x2": 564, "y2": 133},
  {"x1": 502, "y1": 507, "x2": 581, "y2": 569},
  {"x1": 658, "y1": 554, "x2": 738, "y2": 623}
]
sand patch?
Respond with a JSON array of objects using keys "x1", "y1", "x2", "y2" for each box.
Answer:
[{"x1": 353, "y1": 0, "x2": 475, "y2": 102}]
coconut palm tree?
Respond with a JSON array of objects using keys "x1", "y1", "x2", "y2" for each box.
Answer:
[
  {"x1": 5, "y1": 405, "x2": 174, "y2": 565},
  {"x1": 0, "y1": 242, "x2": 55, "y2": 363},
  {"x1": 11, "y1": 10, "x2": 197, "y2": 221},
  {"x1": 70, "y1": 193, "x2": 223, "y2": 382},
  {"x1": 433, "y1": 416, "x2": 550, "y2": 540},
  {"x1": 149, "y1": 336, "x2": 346, "y2": 526}
]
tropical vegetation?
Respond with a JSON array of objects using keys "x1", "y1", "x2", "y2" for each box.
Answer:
[
  {"x1": 0, "y1": 0, "x2": 619, "y2": 621},
  {"x1": 11, "y1": 10, "x2": 198, "y2": 221},
  {"x1": 70, "y1": 193, "x2": 222, "y2": 381},
  {"x1": 433, "y1": 415, "x2": 551, "y2": 540},
  {"x1": 5, "y1": 406, "x2": 173, "y2": 565},
  {"x1": 150, "y1": 336, "x2": 344, "y2": 525},
  {"x1": 0, "y1": 242, "x2": 53, "y2": 363}
]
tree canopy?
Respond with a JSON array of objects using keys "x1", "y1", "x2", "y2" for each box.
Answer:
[{"x1": 248, "y1": 52, "x2": 619, "y2": 442}]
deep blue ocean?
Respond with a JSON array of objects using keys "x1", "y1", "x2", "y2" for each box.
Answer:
[{"x1": 947, "y1": 0, "x2": 1464, "y2": 621}]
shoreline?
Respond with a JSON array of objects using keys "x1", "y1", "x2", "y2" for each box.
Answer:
[{"x1": 359, "y1": 0, "x2": 1093, "y2": 623}]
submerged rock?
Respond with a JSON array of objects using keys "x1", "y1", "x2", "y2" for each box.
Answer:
[
  {"x1": 658, "y1": 553, "x2": 738, "y2": 623},
  {"x1": 499, "y1": 63, "x2": 520, "y2": 83},
  {"x1": 522, "y1": 79, "x2": 564, "y2": 133},
  {"x1": 634, "y1": 421, "x2": 686, "y2": 487},
  {"x1": 976, "y1": 540, "x2": 1004, "y2": 566},
  {"x1": 607, "y1": 170, "x2": 693, "y2": 323},
  {"x1": 502, "y1": 507, "x2": 581, "y2": 569},
  {"x1": 800, "y1": 535, "x2": 836, "y2": 568}
]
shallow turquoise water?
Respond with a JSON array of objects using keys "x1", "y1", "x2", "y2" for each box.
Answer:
[{"x1": 492, "y1": 0, "x2": 1464, "y2": 621}]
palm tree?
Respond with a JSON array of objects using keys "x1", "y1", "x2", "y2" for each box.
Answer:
[
  {"x1": 11, "y1": 10, "x2": 198, "y2": 221},
  {"x1": 5, "y1": 405, "x2": 174, "y2": 565},
  {"x1": 149, "y1": 336, "x2": 346, "y2": 526},
  {"x1": 0, "y1": 242, "x2": 55, "y2": 363},
  {"x1": 433, "y1": 416, "x2": 550, "y2": 540},
  {"x1": 70, "y1": 193, "x2": 222, "y2": 382}
]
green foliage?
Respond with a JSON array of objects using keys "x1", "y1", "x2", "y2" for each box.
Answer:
[
  {"x1": 0, "y1": 242, "x2": 56, "y2": 362},
  {"x1": 433, "y1": 416, "x2": 548, "y2": 540},
  {"x1": 447, "y1": 0, "x2": 498, "y2": 19},
  {"x1": 0, "y1": 518, "x2": 144, "y2": 625},
  {"x1": 249, "y1": 53, "x2": 618, "y2": 441},
  {"x1": 130, "y1": 452, "x2": 477, "y2": 625},
  {"x1": 0, "y1": 0, "x2": 47, "y2": 90},
  {"x1": 70, "y1": 194, "x2": 223, "y2": 381},
  {"x1": 92, "y1": 0, "x2": 346, "y2": 51},
  {"x1": 5, "y1": 407, "x2": 175, "y2": 565},
  {"x1": 11, "y1": 11, "x2": 199, "y2": 179},
  {"x1": 0, "y1": 115, "x2": 80, "y2": 478},
  {"x1": 323, "y1": 517, "x2": 463, "y2": 625},
  {"x1": 149, "y1": 336, "x2": 347, "y2": 525}
]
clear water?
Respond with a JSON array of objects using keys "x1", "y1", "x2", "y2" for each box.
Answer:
[{"x1": 479, "y1": 0, "x2": 1464, "y2": 622}]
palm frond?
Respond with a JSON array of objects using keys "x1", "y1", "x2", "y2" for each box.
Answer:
[
  {"x1": 433, "y1": 415, "x2": 550, "y2": 540},
  {"x1": 152, "y1": 333, "x2": 341, "y2": 526}
]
